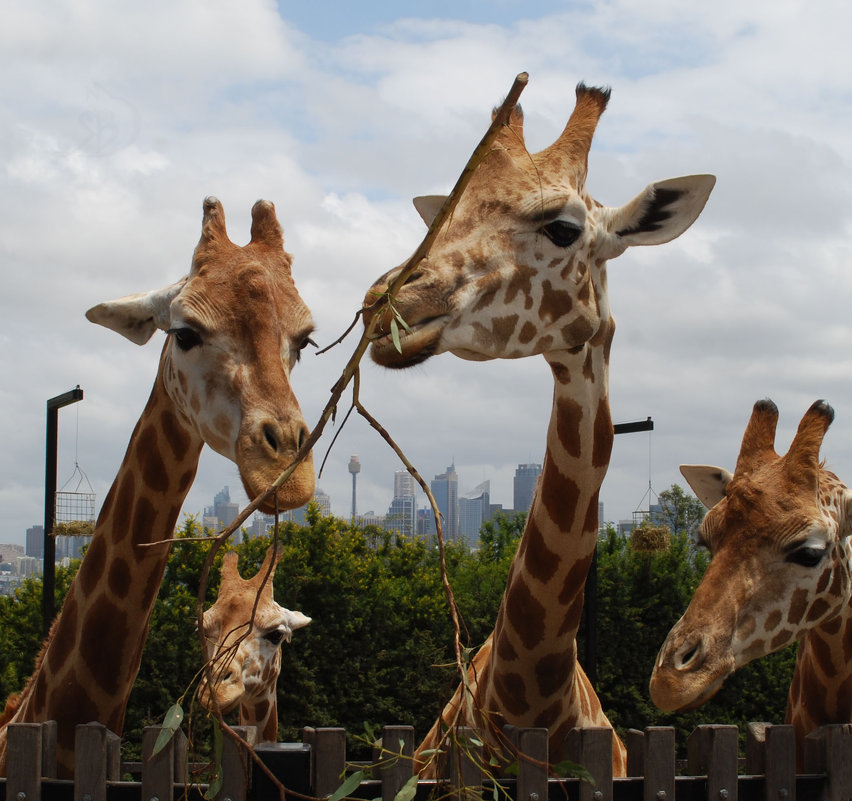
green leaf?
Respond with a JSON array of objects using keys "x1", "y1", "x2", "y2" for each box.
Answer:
[
  {"x1": 203, "y1": 719, "x2": 225, "y2": 800},
  {"x1": 552, "y1": 759, "x2": 595, "y2": 784},
  {"x1": 329, "y1": 769, "x2": 365, "y2": 801},
  {"x1": 390, "y1": 318, "x2": 402, "y2": 353},
  {"x1": 152, "y1": 702, "x2": 184, "y2": 756},
  {"x1": 393, "y1": 774, "x2": 419, "y2": 801},
  {"x1": 392, "y1": 308, "x2": 412, "y2": 333}
]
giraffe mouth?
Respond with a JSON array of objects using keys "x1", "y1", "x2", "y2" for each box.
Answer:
[{"x1": 368, "y1": 317, "x2": 448, "y2": 368}]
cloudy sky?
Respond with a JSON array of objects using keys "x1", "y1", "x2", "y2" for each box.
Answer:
[{"x1": 3, "y1": 0, "x2": 852, "y2": 546}]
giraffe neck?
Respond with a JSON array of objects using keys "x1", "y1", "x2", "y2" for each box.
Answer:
[
  {"x1": 5, "y1": 359, "x2": 203, "y2": 775},
  {"x1": 482, "y1": 332, "x2": 614, "y2": 733},
  {"x1": 240, "y1": 694, "x2": 279, "y2": 742},
  {"x1": 786, "y1": 551, "x2": 852, "y2": 765}
]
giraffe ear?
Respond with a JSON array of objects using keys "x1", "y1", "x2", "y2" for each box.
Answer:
[
  {"x1": 412, "y1": 195, "x2": 448, "y2": 227},
  {"x1": 609, "y1": 174, "x2": 716, "y2": 247},
  {"x1": 679, "y1": 464, "x2": 732, "y2": 509},
  {"x1": 281, "y1": 608, "x2": 311, "y2": 633},
  {"x1": 86, "y1": 279, "x2": 187, "y2": 345}
]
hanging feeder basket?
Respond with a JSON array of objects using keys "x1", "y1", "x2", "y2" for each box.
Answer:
[{"x1": 54, "y1": 463, "x2": 96, "y2": 538}]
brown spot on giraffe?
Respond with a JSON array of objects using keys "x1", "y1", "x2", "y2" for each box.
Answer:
[
  {"x1": 788, "y1": 588, "x2": 809, "y2": 625},
  {"x1": 81, "y1": 596, "x2": 128, "y2": 696},
  {"x1": 108, "y1": 557, "x2": 131, "y2": 599},
  {"x1": 47, "y1": 598, "x2": 79, "y2": 676},
  {"x1": 111, "y1": 470, "x2": 135, "y2": 542},
  {"x1": 555, "y1": 396, "x2": 583, "y2": 458},
  {"x1": 492, "y1": 669, "x2": 530, "y2": 716},
  {"x1": 765, "y1": 609, "x2": 782, "y2": 632},
  {"x1": 518, "y1": 320, "x2": 536, "y2": 344},
  {"x1": 161, "y1": 408, "x2": 192, "y2": 462},
  {"x1": 504, "y1": 578, "x2": 547, "y2": 651},
  {"x1": 516, "y1": 516, "x2": 561, "y2": 583},
  {"x1": 536, "y1": 646, "x2": 575, "y2": 697}
]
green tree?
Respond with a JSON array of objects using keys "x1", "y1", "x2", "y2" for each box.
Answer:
[{"x1": 656, "y1": 484, "x2": 706, "y2": 539}]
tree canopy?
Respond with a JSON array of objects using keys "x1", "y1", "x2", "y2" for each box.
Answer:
[{"x1": 0, "y1": 487, "x2": 795, "y2": 759}]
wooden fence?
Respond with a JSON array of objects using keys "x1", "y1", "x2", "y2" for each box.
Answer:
[{"x1": 3, "y1": 721, "x2": 852, "y2": 801}]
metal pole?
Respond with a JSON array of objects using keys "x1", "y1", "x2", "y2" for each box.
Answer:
[
  {"x1": 584, "y1": 416, "x2": 654, "y2": 688},
  {"x1": 44, "y1": 386, "x2": 84, "y2": 635}
]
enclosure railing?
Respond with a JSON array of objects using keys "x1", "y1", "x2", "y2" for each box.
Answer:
[{"x1": 4, "y1": 720, "x2": 851, "y2": 801}]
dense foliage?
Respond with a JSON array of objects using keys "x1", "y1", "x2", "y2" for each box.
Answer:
[{"x1": 0, "y1": 488, "x2": 796, "y2": 759}]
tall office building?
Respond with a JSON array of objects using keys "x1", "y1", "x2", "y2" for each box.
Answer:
[
  {"x1": 26, "y1": 525, "x2": 44, "y2": 559},
  {"x1": 459, "y1": 481, "x2": 491, "y2": 547},
  {"x1": 387, "y1": 470, "x2": 416, "y2": 536},
  {"x1": 513, "y1": 463, "x2": 542, "y2": 513},
  {"x1": 431, "y1": 463, "x2": 459, "y2": 539}
]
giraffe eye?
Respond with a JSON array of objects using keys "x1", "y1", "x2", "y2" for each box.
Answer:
[
  {"x1": 264, "y1": 628, "x2": 286, "y2": 646},
  {"x1": 786, "y1": 545, "x2": 827, "y2": 568},
  {"x1": 295, "y1": 336, "x2": 317, "y2": 363},
  {"x1": 541, "y1": 220, "x2": 583, "y2": 248},
  {"x1": 169, "y1": 327, "x2": 203, "y2": 351}
]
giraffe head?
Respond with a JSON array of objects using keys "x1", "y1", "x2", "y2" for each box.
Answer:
[
  {"x1": 650, "y1": 399, "x2": 852, "y2": 712},
  {"x1": 197, "y1": 546, "x2": 310, "y2": 733},
  {"x1": 363, "y1": 84, "x2": 715, "y2": 368},
  {"x1": 86, "y1": 197, "x2": 315, "y2": 511}
]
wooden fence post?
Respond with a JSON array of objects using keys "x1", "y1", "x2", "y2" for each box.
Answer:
[
  {"x1": 626, "y1": 729, "x2": 645, "y2": 778},
  {"x1": 380, "y1": 726, "x2": 414, "y2": 801},
  {"x1": 7, "y1": 723, "x2": 43, "y2": 801},
  {"x1": 142, "y1": 725, "x2": 184, "y2": 801},
  {"x1": 565, "y1": 727, "x2": 614, "y2": 801},
  {"x1": 505, "y1": 726, "x2": 548, "y2": 801},
  {"x1": 446, "y1": 727, "x2": 483, "y2": 800},
  {"x1": 766, "y1": 725, "x2": 796, "y2": 801},
  {"x1": 746, "y1": 723, "x2": 770, "y2": 775},
  {"x1": 74, "y1": 723, "x2": 121, "y2": 801},
  {"x1": 687, "y1": 725, "x2": 739, "y2": 801},
  {"x1": 805, "y1": 725, "x2": 852, "y2": 801},
  {"x1": 41, "y1": 721, "x2": 58, "y2": 779},
  {"x1": 304, "y1": 727, "x2": 346, "y2": 798},
  {"x1": 643, "y1": 728, "x2": 676, "y2": 801},
  {"x1": 214, "y1": 725, "x2": 256, "y2": 801}
]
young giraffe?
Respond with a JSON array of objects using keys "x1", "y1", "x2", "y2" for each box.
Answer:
[
  {"x1": 197, "y1": 544, "x2": 311, "y2": 742},
  {"x1": 650, "y1": 398, "x2": 852, "y2": 767},
  {"x1": 363, "y1": 84, "x2": 715, "y2": 775},
  {"x1": 0, "y1": 197, "x2": 315, "y2": 777}
]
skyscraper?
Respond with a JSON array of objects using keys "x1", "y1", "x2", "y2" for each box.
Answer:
[
  {"x1": 387, "y1": 469, "x2": 416, "y2": 536},
  {"x1": 459, "y1": 480, "x2": 491, "y2": 546},
  {"x1": 514, "y1": 463, "x2": 542, "y2": 513},
  {"x1": 431, "y1": 463, "x2": 459, "y2": 539}
]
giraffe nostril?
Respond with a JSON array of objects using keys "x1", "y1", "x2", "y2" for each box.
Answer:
[
  {"x1": 263, "y1": 424, "x2": 279, "y2": 453},
  {"x1": 675, "y1": 639, "x2": 704, "y2": 671},
  {"x1": 296, "y1": 424, "x2": 309, "y2": 451}
]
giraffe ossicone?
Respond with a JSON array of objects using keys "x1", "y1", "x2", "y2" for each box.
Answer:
[
  {"x1": 0, "y1": 197, "x2": 315, "y2": 776},
  {"x1": 363, "y1": 82, "x2": 714, "y2": 776},
  {"x1": 650, "y1": 399, "x2": 852, "y2": 765},
  {"x1": 198, "y1": 545, "x2": 310, "y2": 743}
]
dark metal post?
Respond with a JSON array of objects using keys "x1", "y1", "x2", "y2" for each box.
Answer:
[
  {"x1": 583, "y1": 417, "x2": 654, "y2": 688},
  {"x1": 44, "y1": 386, "x2": 84, "y2": 634}
]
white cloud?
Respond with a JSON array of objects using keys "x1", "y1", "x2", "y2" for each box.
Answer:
[{"x1": 3, "y1": 0, "x2": 852, "y2": 546}]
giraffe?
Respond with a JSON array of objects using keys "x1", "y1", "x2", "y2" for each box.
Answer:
[
  {"x1": 0, "y1": 197, "x2": 316, "y2": 777},
  {"x1": 362, "y1": 84, "x2": 715, "y2": 775},
  {"x1": 197, "y1": 544, "x2": 311, "y2": 742},
  {"x1": 650, "y1": 398, "x2": 852, "y2": 766}
]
